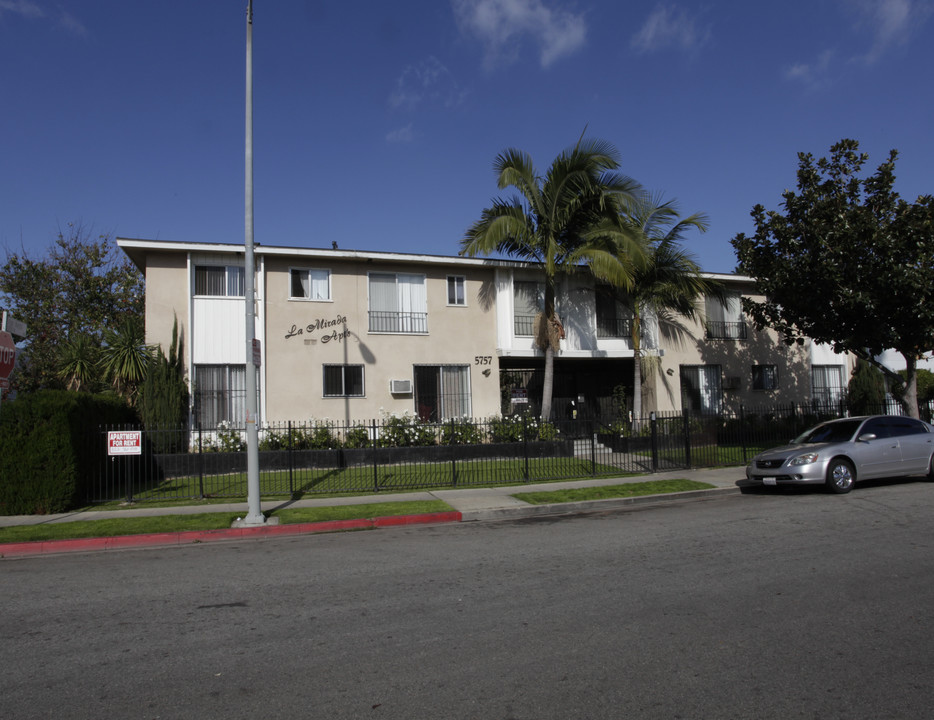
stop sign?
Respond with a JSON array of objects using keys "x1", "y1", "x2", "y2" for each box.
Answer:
[{"x1": 0, "y1": 331, "x2": 16, "y2": 381}]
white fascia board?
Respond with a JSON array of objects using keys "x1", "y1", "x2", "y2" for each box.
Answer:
[{"x1": 116, "y1": 237, "x2": 531, "y2": 271}]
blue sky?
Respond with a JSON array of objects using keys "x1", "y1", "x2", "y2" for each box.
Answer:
[{"x1": 1, "y1": 0, "x2": 931, "y2": 274}]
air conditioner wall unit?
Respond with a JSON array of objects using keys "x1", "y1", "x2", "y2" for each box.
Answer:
[
  {"x1": 722, "y1": 376, "x2": 741, "y2": 390},
  {"x1": 390, "y1": 379, "x2": 412, "y2": 395}
]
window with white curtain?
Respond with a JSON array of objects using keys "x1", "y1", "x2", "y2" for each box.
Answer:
[
  {"x1": 513, "y1": 281, "x2": 544, "y2": 336},
  {"x1": 705, "y1": 293, "x2": 746, "y2": 339},
  {"x1": 290, "y1": 268, "x2": 330, "y2": 301},
  {"x1": 447, "y1": 276, "x2": 466, "y2": 306},
  {"x1": 368, "y1": 273, "x2": 427, "y2": 333},
  {"x1": 194, "y1": 265, "x2": 245, "y2": 297},
  {"x1": 193, "y1": 364, "x2": 260, "y2": 429},
  {"x1": 811, "y1": 365, "x2": 845, "y2": 410},
  {"x1": 414, "y1": 365, "x2": 471, "y2": 421},
  {"x1": 680, "y1": 365, "x2": 723, "y2": 415}
]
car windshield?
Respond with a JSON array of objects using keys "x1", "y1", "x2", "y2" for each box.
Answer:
[{"x1": 794, "y1": 419, "x2": 863, "y2": 444}]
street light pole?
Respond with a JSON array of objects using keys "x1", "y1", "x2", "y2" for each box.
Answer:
[{"x1": 239, "y1": 0, "x2": 266, "y2": 526}]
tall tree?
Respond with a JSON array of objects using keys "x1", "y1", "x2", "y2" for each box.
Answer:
[
  {"x1": 461, "y1": 137, "x2": 643, "y2": 419},
  {"x1": 615, "y1": 193, "x2": 720, "y2": 426},
  {"x1": 0, "y1": 224, "x2": 144, "y2": 394},
  {"x1": 731, "y1": 139, "x2": 934, "y2": 418}
]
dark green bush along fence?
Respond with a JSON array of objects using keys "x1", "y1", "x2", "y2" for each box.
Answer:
[{"x1": 81, "y1": 402, "x2": 911, "y2": 505}]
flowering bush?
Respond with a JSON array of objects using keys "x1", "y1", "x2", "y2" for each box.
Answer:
[
  {"x1": 377, "y1": 411, "x2": 437, "y2": 447},
  {"x1": 440, "y1": 417, "x2": 485, "y2": 445}
]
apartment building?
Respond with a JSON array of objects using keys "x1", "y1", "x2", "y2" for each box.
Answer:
[{"x1": 118, "y1": 237, "x2": 854, "y2": 427}]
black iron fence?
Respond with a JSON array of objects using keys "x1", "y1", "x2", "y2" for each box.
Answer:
[{"x1": 91, "y1": 401, "x2": 914, "y2": 504}]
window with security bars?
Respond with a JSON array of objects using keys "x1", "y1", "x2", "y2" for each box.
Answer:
[
  {"x1": 752, "y1": 364, "x2": 778, "y2": 391},
  {"x1": 194, "y1": 265, "x2": 245, "y2": 297},
  {"x1": 414, "y1": 365, "x2": 471, "y2": 421},
  {"x1": 368, "y1": 273, "x2": 427, "y2": 333},
  {"x1": 680, "y1": 364, "x2": 723, "y2": 415},
  {"x1": 323, "y1": 365, "x2": 364, "y2": 397},
  {"x1": 193, "y1": 364, "x2": 260, "y2": 429},
  {"x1": 513, "y1": 281, "x2": 543, "y2": 337},
  {"x1": 290, "y1": 268, "x2": 330, "y2": 301},
  {"x1": 811, "y1": 365, "x2": 845, "y2": 410}
]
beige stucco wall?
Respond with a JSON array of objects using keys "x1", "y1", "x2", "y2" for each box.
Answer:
[
  {"x1": 261, "y1": 256, "x2": 501, "y2": 423},
  {"x1": 143, "y1": 253, "x2": 189, "y2": 366}
]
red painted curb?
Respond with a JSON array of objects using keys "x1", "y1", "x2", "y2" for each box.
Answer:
[{"x1": 0, "y1": 511, "x2": 463, "y2": 558}]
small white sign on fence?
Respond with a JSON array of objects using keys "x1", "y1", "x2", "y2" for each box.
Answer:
[{"x1": 108, "y1": 430, "x2": 142, "y2": 456}]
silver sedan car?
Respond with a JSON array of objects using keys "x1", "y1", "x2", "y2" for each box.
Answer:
[{"x1": 745, "y1": 415, "x2": 934, "y2": 493}]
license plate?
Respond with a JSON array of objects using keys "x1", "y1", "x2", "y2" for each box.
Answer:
[{"x1": 763, "y1": 477, "x2": 777, "y2": 486}]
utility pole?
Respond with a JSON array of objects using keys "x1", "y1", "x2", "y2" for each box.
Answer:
[{"x1": 236, "y1": 0, "x2": 268, "y2": 527}]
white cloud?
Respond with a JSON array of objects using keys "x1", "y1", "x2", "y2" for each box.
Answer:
[
  {"x1": 389, "y1": 57, "x2": 465, "y2": 111},
  {"x1": 386, "y1": 124, "x2": 416, "y2": 144},
  {"x1": 0, "y1": 1, "x2": 88, "y2": 37},
  {"x1": 843, "y1": 0, "x2": 932, "y2": 63},
  {"x1": 452, "y1": 0, "x2": 587, "y2": 69},
  {"x1": 630, "y1": 3, "x2": 710, "y2": 54},
  {"x1": 0, "y1": 0, "x2": 44, "y2": 20},
  {"x1": 784, "y1": 49, "x2": 835, "y2": 87}
]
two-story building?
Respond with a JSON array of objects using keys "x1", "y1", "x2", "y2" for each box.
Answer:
[{"x1": 118, "y1": 237, "x2": 854, "y2": 427}]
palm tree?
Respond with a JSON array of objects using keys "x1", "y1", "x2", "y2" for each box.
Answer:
[
  {"x1": 615, "y1": 193, "x2": 721, "y2": 427},
  {"x1": 56, "y1": 334, "x2": 101, "y2": 392},
  {"x1": 461, "y1": 137, "x2": 643, "y2": 419},
  {"x1": 100, "y1": 318, "x2": 154, "y2": 406}
]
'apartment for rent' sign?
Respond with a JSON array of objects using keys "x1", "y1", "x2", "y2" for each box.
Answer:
[{"x1": 108, "y1": 431, "x2": 142, "y2": 456}]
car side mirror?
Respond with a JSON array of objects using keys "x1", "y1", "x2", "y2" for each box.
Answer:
[{"x1": 857, "y1": 433, "x2": 877, "y2": 442}]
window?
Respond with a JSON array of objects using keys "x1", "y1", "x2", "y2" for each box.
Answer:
[
  {"x1": 595, "y1": 285, "x2": 632, "y2": 338},
  {"x1": 193, "y1": 364, "x2": 259, "y2": 429},
  {"x1": 705, "y1": 293, "x2": 746, "y2": 339},
  {"x1": 680, "y1": 365, "x2": 722, "y2": 415},
  {"x1": 195, "y1": 265, "x2": 245, "y2": 297},
  {"x1": 811, "y1": 365, "x2": 845, "y2": 411},
  {"x1": 514, "y1": 281, "x2": 543, "y2": 336},
  {"x1": 414, "y1": 365, "x2": 471, "y2": 421},
  {"x1": 368, "y1": 273, "x2": 427, "y2": 333},
  {"x1": 447, "y1": 276, "x2": 466, "y2": 306},
  {"x1": 323, "y1": 365, "x2": 364, "y2": 397},
  {"x1": 752, "y1": 364, "x2": 778, "y2": 391},
  {"x1": 290, "y1": 268, "x2": 330, "y2": 301}
]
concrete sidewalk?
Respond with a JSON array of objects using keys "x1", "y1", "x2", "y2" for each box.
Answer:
[{"x1": 0, "y1": 467, "x2": 747, "y2": 556}]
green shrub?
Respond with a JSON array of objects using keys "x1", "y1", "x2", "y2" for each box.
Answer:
[
  {"x1": 377, "y1": 413, "x2": 437, "y2": 447},
  {"x1": 0, "y1": 390, "x2": 138, "y2": 515},
  {"x1": 342, "y1": 424, "x2": 371, "y2": 449}
]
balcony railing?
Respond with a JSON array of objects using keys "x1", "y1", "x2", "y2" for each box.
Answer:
[
  {"x1": 596, "y1": 317, "x2": 632, "y2": 339},
  {"x1": 369, "y1": 311, "x2": 428, "y2": 334},
  {"x1": 705, "y1": 321, "x2": 747, "y2": 339}
]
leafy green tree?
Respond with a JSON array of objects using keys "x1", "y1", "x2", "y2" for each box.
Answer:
[
  {"x1": 847, "y1": 358, "x2": 886, "y2": 415},
  {"x1": 614, "y1": 193, "x2": 721, "y2": 425},
  {"x1": 0, "y1": 224, "x2": 144, "y2": 394},
  {"x1": 731, "y1": 139, "x2": 934, "y2": 418},
  {"x1": 461, "y1": 137, "x2": 643, "y2": 419}
]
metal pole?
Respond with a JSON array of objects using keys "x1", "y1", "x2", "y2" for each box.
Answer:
[{"x1": 239, "y1": 0, "x2": 266, "y2": 526}]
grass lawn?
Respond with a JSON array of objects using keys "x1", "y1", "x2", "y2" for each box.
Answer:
[
  {"x1": 114, "y1": 457, "x2": 626, "y2": 505},
  {"x1": 0, "y1": 500, "x2": 453, "y2": 545},
  {"x1": 513, "y1": 479, "x2": 715, "y2": 504}
]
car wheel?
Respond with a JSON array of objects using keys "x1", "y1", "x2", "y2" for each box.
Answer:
[
  {"x1": 927, "y1": 455, "x2": 934, "y2": 481},
  {"x1": 826, "y1": 458, "x2": 855, "y2": 494}
]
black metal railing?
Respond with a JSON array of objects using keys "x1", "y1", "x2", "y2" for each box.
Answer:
[
  {"x1": 87, "y1": 400, "x2": 917, "y2": 505},
  {"x1": 705, "y1": 321, "x2": 747, "y2": 339}
]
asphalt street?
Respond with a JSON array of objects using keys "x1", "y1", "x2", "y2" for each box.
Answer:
[{"x1": 2, "y1": 477, "x2": 934, "y2": 719}]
